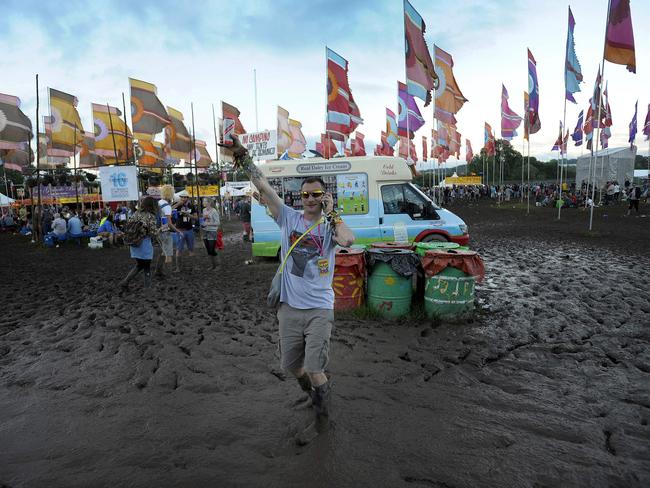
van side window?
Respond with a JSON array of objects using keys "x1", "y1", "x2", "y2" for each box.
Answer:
[{"x1": 381, "y1": 184, "x2": 427, "y2": 218}]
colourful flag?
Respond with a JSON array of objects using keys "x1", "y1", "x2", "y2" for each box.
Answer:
[
  {"x1": 465, "y1": 139, "x2": 473, "y2": 164},
  {"x1": 501, "y1": 84, "x2": 522, "y2": 140},
  {"x1": 374, "y1": 131, "x2": 394, "y2": 156},
  {"x1": 604, "y1": 0, "x2": 636, "y2": 73},
  {"x1": 565, "y1": 7, "x2": 584, "y2": 103},
  {"x1": 527, "y1": 49, "x2": 541, "y2": 134},
  {"x1": 351, "y1": 132, "x2": 366, "y2": 156},
  {"x1": 288, "y1": 119, "x2": 307, "y2": 158},
  {"x1": 643, "y1": 104, "x2": 650, "y2": 141},
  {"x1": 421, "y1": 135, "x2": 427, "y2": 162},
  {"x1": 551, "y1": 123, "x2": 561, "y2": 151},
  {"x1": 277, "y1": 106, "x2": 291, "y2": 156},
  {"x1": 433, "y1": 46, "x2": 467, "y2": 125},
  {"x1": 601, "y1": 126, "x2": 611, "y2": 149},
  {"x1": 49, "y1": 88, "x2": 84, "y2": 155},
  {"x1": 562, "y1": 129, "x2": 569, "y2": 154},
  {"x1": 448, "y1": 125, "x2": 461, "y2": 158},
  {"x1": 0, "y1": 142, "x2": 32, "y2": 170},
  {"x1": 386, "y1": 108, "x2": 399, "y2": 147},
  {"x1": 398, "y1": 81, "x2": 425, "y2": 138},
  {"x1": 78, "y1": 131, "x2": 102, "y2": 168},
  {"x1": 92, "y1": 103, "x2": 133, "y2": 163},
  {"x1": 601, "y1": 81, "x2": 613, "y2": 129},
  {"x1": 523, "y1": 92, "x2": 530, "y2": 141},
  {"x1": 628, "y1": 102, "x2": 638, "y2": 147},
  {"x1": 222, "y1": 101, "x2": 246, "y2": 146},
  {"x1": 430, "y1": 129, "x2": 437, "y2": 159},
  {"x1": 129, "y1": 78, "x2": 170, "y2": 141},
  {"x1": 0, "y1": 93, "x2": 33, "y2": 149},
  {"x1": 134, "y1": 140, "x2": 165, "y2": 167},
  {"x1": 398, "y1": 136, "x2": 418, "y2": 164},
  {"x1": 194, "y1": 139, "x2": 213, "y2": 168},
  {"x1": 572, "y1": 110, "x2": 584, "y2": 146},
  {"x1": 326, "y1": 47, "x2": 362, "y2": 141},
  {"x1": 404, "y1": 0, "x2": 438, "y2": 106},
  {"x1": 316, "y1": 134, "x2": 338, "y2": 159},
  {"x1": 484, "y1": 122, "x2": 495, "y2": 156},
  {"x1": 165, "y1": 106, "x2": 192, "y2": 161}
]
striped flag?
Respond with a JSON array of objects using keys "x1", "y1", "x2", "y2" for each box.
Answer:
[
  {"x1": 501, "y1": 84, "x2": 522, "y2": 140},
  {"x1": 92, "y1": 103, "x2": 133, "y2": 163},
  {"x1": 0, "y1": 93, "x2": 32, "y2": 149},
  {"x1": 564, "y1": 7, "x2": 584, "y2": 103},
  {"x1": 129, "y1": 78, "x2": 170, "y2": 141},
  {"x1": 572, "y1": 110, "x2": 584, "y2": 146},
  {"x1": 49, "y1": 88, "x2": 84, "y2": 155},
  {"x1": 404, "y1": 0, "x2": 438, "y2": 105}
]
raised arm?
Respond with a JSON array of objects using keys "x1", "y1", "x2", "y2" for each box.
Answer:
[{"x1": 225, "y1": 135, "x2": 283, "y2": 220}]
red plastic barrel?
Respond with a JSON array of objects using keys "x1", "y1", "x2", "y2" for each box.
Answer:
[
  {"x1": 370, "y1": 241, "x2": 414, "y2": 251},
  {"x1": 333, "y1": 248, "x2": 366, "y2": 311}
]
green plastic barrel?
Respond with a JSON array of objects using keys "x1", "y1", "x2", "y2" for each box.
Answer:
[
  {"x1": 415, "y1": 241, "x2": 460, "y2": 257},
  {"x1": 424, "y1": 266, "x2": 475, "y2": 318},
  {"x1": 367, "y1": 262, "x2": 412, "y2": 319}
]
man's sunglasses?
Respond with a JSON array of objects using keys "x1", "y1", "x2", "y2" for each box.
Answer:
[{"x1": 300, "y1": 190, "x2": 325, "y2": 198}]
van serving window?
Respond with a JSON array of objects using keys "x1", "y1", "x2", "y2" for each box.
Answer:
[{"x1": 269, "y1": 174, "x2": 369, "y2": 215}]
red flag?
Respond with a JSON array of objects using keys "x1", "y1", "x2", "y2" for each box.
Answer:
[
  {"x1": 351, "y1": 132, "x2": 366, "y2": 156},
  {"x1": 465, "y1": 139, "x2": 473, "y2": 164},
  {"x1": 422, "y1": 135, "x2": 427, "y2": 162}
]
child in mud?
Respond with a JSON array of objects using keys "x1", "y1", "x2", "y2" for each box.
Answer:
[{"x1": 220, "y1": 135, "x2": 355, "y2": 445}]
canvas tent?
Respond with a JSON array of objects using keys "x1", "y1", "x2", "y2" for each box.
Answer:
[
  {"x1": 576, "y1": 147, "x2": 636, "y2": 189},
  {"x1": 0, "y1": 192, "x2": 15, "y2": 207}
]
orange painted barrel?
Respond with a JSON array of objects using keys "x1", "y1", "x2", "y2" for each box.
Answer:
[
  {"x1": 370, "y1": 242, "x2": 415, "y2": 251},
  {"x1": 333, "y1": 248, "x2": 366, "y2": 311}
]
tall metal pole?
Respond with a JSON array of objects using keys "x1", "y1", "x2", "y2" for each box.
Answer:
[
  {"x1": 212, "y1": 104, "x2": 223, "y2": 216},
  {"x1": 589, "y1": 0, "x2": 612, "y2": 232},
  {"x1": 106, "y1": 103, "x2": 120, "y2": 164},
  {"x1": 35, "y1": 75, "x2": 41, "y2": 210},
  {"x1": 73, "y1": 123, "x2": 79, "y2": 209},
  {"x1": 526, "y1": 139, "x2": 531, "y2": 215},
  {"x1": 190, "y1": 102, "x2": 201, "y2": 215}
]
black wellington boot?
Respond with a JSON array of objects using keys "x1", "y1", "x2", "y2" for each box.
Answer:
[
  {"x1": 119, "y1": 266, "x2": 141, "y2": 291},
  {"x1": 143, "y1": 271, "x2": 152, "y2": 289},
  {"x1": 295, "y1": 381, "x2": 331, "y2": 446}
]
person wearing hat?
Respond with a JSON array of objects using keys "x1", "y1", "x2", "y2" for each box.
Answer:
[{"x1": 172, "y1": 190, "x2": 197, "y2": 272}]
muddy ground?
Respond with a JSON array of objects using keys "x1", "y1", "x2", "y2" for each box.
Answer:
[{"x1": 1, "y1": 201, "x2": 649, "y2": 488}]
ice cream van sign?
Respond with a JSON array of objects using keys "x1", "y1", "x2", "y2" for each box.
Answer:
[{"x1": 240, "y1": 130, "x2": 277, "y2": 162}]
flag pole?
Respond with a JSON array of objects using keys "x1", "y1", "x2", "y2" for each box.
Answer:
[
  {"x1": 35, "y1": 75, "x2": 42, "y2": 217},
  {"x1": 106, "y1": 103, "x2": 120, "y2": 164},
  {"x1": 211, "y1": 104, "x2": 223, "y2": 217},
  {"x1": 526, "y1": 139, "x2": 531, "y2": 215},
  {"x1": 589, "y1": 0, "x2": 612, "y2": 232},
  {"x1": 122, "y1": 91, "x2": 141, "y2": 197},
  {"x1": 73, "y1": 123, "x2": 79, "y2": 209},
  {"x1": 521, "y1": 133, "x2": 525, "y2": 203},
  {"x1": 190, "y1": 102, "x2": 201, "y2": 215}
]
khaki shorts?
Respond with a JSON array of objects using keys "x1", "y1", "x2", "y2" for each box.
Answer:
[
  {"x1": 159, "y1": 231, "x2": 174, "y2": 257},
  {"x1": 277, "y1": 303, "x2": 333, "y2": 373}
]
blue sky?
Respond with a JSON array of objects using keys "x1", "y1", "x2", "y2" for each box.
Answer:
[{"x1": 1, "y1": 0, "x2": 649, "y2": 165}]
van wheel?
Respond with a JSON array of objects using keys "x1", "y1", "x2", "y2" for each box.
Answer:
[{"x1": 420, "y1": 234, "x2": 447, "y2": 243}]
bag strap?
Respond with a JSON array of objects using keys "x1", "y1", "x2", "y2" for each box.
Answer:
[{"x1": 278, "y1": 218, "x2": 323, "y2": 274}]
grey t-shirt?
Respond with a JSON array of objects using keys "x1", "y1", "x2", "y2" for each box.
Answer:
[{"x1": 277, "y1": 204, "x2": 336, "y2": 310}]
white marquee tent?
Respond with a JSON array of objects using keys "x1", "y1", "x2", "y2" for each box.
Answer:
[{"x1": 576, "y1": 147, "x2": 636, "y2": 189}]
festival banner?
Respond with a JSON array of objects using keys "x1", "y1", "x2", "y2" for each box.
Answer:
[
  {"x1": 277, "y1": 106, "x2": 292, "y2": 156},
  {"x1": 49, "y1": 88, "x2": 85, "y2": 155},
  {"x1": 165, "y1": 106, "x2": 192, "y2": 161},
  {"x1": 404, "y1": 0, "x2": 438, "y2": 106},
  {"x1": 604, "y1": 0, "x2": 636, "y2": 73},
  {"x1": 239, "y1": 130, "x2": 277, "y2": 162},
  {"x1": 465, "y1": 139, "x2": 473, "y2": 164},
  {"x1": 572, "y1": 110, "x2": 584, "y2": 146},
  {"x1": 386, "y1": 108, "x2": 399, "y2": 147},
  {"x1": 501, "y1": 84, "x2": 522, "y2": 140},
  {"x1": 37, "y1": 184, "x2": 88, "y2": 199},
  {"x1": 351, "y1": 132, "x2": 366, "y2": 157},
  {"x1": 444, "y1": 176, "x2": 482, "y2": 186},
  {"x1": 99, "y1": 165, "x2": 139, "y2": 202},
  {"x1": 326, "y1": 47, "x2": 363, "y2": 141},
  {"x1": 565, "y1": 7, "x2": 584, "y2": 103},
  {"x1": 221, "y1": 101, "x2": 246, "y2": 147},
  {"x1": 129, "y1": 78, "x2": 170, "y2": 141},
  {"x1": 193, "y1": 139, "x2": 214, "y2": 168},
  {"x1": 434, "y1": 46, "x2": 467, "y2": 125},
  {"x1": 0, "y1": 93, "x2": 33, "y2": 149},
  {"x1": 183, "y1": 184, "x2": 220, "y2": 198},
  {"x1": 397, "y1": 81, "x2": 425, "y2": 138},
  {"x1": 79, "y1": 131, "x2": 102, "y2": 168},
  {"x1": 527, "y1": 49, "x2": 541, "y2": 134},
  {"x1": 92, "y1": 103, "x2": 133, "y2": 163},
  {"x1": 134, "y1": 140, "x2": 165, "y2": 167}
]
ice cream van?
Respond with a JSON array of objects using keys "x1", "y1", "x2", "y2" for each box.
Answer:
[{"x1": 251, "y1": 156, "x2": 469, "y2": 257}]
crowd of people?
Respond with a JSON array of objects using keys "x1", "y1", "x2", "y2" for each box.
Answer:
[{"x1": 418, "y1": 178, "x2": 649, "y2": 214}]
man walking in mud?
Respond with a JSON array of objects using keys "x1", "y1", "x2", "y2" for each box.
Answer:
[{"x1": 221, "y1": 135, "x2": 355, "y2": 444}]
